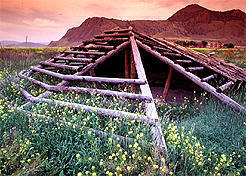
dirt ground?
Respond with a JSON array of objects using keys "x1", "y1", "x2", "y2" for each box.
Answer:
[{"x1": 150, "y1": 86, "x2": 195, "y2": 103}]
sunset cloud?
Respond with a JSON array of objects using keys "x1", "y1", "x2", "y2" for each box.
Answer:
[{"x1": 0, "y1": 0, "x2": 245, "y2": 42}]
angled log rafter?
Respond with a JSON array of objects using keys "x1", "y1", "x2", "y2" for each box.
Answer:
[
  {"x1": 130, "y1": 35, "x2": 168, "y2": 155},
  {"x1": 21, "y1": 40, "x2": 130, "y2": 108},
  {"x1": 18, "y1": 27, "x2": 246, "y2": 171},
  {"x1": 137, "y1": 40, "x2": 246, "y2": 114}
]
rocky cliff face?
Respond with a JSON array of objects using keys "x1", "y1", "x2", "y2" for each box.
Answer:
[{"x1": 49, "y1": 4, "x2": 246, "y2": 47}]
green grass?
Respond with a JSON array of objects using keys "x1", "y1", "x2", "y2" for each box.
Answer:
[
  {"x1": 190, "y1": 48, "x2": 246, "y2": 69},
  {"x1": 0, "y1": 48, "x2": 245, "y2": 175}
]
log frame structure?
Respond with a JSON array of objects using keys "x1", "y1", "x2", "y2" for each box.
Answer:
[{"x1": 18, "y1": 26, "x2": 246, "y2": 164}]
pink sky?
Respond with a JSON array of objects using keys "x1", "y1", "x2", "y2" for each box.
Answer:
[{"x1": 0, "y1": 0, "x2": 245, "y2": 42}]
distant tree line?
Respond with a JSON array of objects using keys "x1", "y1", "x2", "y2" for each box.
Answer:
[{"x1": 175, "y1": 40, "x2": 234, "y2": 48}]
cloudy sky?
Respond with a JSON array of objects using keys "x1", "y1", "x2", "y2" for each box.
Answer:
[{"x1": 0, "y1": 0, "x2": 245, "y2": 43}]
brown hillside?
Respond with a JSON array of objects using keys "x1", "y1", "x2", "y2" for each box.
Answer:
[{"x1": 49, "y1": 4, "x2": 246, "y2": 47}]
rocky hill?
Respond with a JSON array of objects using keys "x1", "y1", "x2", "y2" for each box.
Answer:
[{"x1": 49, "y1": 4, "x2": 246, "y2": 47}]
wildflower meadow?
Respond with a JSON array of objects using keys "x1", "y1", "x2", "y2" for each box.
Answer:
[{"x1": 0, "y1": 48, "x2": 245, "y2": 175}]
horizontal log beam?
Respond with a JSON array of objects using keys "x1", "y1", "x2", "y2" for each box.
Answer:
[
  {"x1": 54, "y1": 56, "x2": 93, "y2": 63},
  {"x1": 95, "y1": 32, "x2": 133, "y2": 39},
  {"x1": 18, "y1": 73, "x2": 152, "y2": 102},
  {"x1": 201, "y1": 74, "x2": 218, "y2": 82},
  {"x1": 217, "y1": 81, "x2": 235, "y2": 93},
  {"x1": 104, "y1": 28, "x2": 132, "y2": 34},
  {"x1": 185, "y1": 67, "x2": 204, "y2": 72},
  {"x1": 161, "y1": 52, "x2": 182, "y2": 57},
  {"x1": 64, "y1": 50, "x2": 105, "y2": 56},
  {"x1": 20, "y1": 88, "x2": 155, "y2": 125},
  {"x1": 83, "y1": 38, "x2": 128, "y2": 44},
  {"x1": 72, "y1": 45, "x2": 115, "y2": 51},
  {"x1": 174, "y1": 60, "x2": 193, "y2": 64},
  {"x1": 20, "y1": 41, "x2": 131, "y2": 109},
  {"x1": 151, "y1": 46, "x2": 172, "y2": 52},
  {"x1": 137, "y1": 40, "x2": 246, "y2": 114},
  {"x1": 40, "y1": 61, "x2": 83, "y2": 71},
  {"x1": 31, "y1": 66, "x2": 146, "y2": 85},
  {"x1": 0, "y1": 92, "x2": 153, "y2": 148}
]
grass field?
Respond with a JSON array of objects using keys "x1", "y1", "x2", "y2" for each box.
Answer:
[
  {"x1": 190, "y1": 48, "x2": 246, "y2": 69},
  {"x1": 0, "y1": 47, "x2": 245, "y2": 175}
]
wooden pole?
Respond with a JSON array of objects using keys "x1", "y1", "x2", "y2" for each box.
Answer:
[
  {"x1": 125, "y1": 49, "x2": 129, "y2": 79},
  {"x1": 137, "y1": 40, "x2": 246, "y2": 114},
  {"x1": 20, "y1": 88, "x2": 155, "y2": 125},
  {"x1": 18, "y1": 72, "x2": 153, "y2": 102},
  {"x1": 130, "y1": 36, "x2": 168, "y2": 157},
  {"x1": 21, "y1": 41, "x2": 130, "y2": 109},
  {"x1": 31, "y1": 66, "x2": 145, "y2": 85},
  {"x1": 130, "y1": 49, "x2": 136, "y2": 93},
  {"x1": 0, "y1": 93, "x2": 153, "y2": 148},
  {"x1": 163, "y1": 67, "x2": 173, "y2": 101}
]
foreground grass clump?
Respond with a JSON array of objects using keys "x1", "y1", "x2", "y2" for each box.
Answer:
[
  {"x1": 0, "y1": 69, "x2": 245, "y2": 175},
  {"x1": 0, "y1": 47, "x2": 68, "y2": 72}
]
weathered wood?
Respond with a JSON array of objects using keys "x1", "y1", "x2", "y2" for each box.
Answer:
[
  {"x1": 217, "y1": 81, "x2": 235, "y2": 93},
  {"x1": 174, "y1": 60, "x2": 193, "y2": 64},
  {"x1": 64, "y1": 50, "x2": 105, "y2": 56},
  {"x1": 201, "y1": 74, "x2": 218, "y2": 82},
  {"x1": 125, "y1": 49, "x2": 129, "y2": 79},
  {"x1": 18, "y1": 73, "x2": 152, "y2": 102},
  {"x1": 137, "y1": 31, "x2": 246, "y2": 82},
  {"x1": 21, "y1": 41, "x2": 131, "y2": 109},
  {"x1": 151, "y1": 46, "x2": 172, "y2": 52},
  {"x1": 130, "y1": 36, "x2": 168, "y2": 156},
  {"x1": 40, "y1": 61, "x2": 83, "y2": 71},
  {"x1": 137, "y1": 40, "x2": 246, "y2": 114},
  {"x1": 163, "y1": 67, "x2": 173, "y2": 101},
  {"x1": 185, "y1": 67, "x2": 204, "y2": 72},
  {"x1": 130, "y1": 49, "x2": 136, "y2": 93},
  {"x1": 0, "y1": 92, "x2": 154, "y2": 149},
  {"x1": 20, "y1": 88, "x2": 155, "y2": 125},
  {"x1": 161, "y1": 52, "x2": 182, "y2": 57},
  {"x1": 83, "y1": 38, "x2": 128, "y2": 44},
  {"x1": 104, "y1": 28, "x2": 132, "y2": 34},
  {"x1": 95, "y1": 32, "x2": 132, "y2": 39},
  {"x1": 89, "y1": 69, "x2": 96, "y2": 77},
  {"x1": 54, "y1": 56, "x2": 93, "y2": 63},
  {"x1": 72, "y1": 45, "x2": 115, "y2": 51},
  {"x1": 31, "y1": 66, "x2": 145, "y2": 85}
]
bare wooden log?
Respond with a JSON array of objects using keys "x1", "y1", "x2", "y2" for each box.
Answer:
[
  {"x1": 130, "y1": 50, "x2": 136, "y2": 93},
  {"x1": 151, "y1": 46, "x2": 172, "y2": 52},
  {"x1": 54, "y1": 56, "x2": 93, "y2": 63},
  {"x1": 0, "y1": 93, "x2": 153, "y2": 148},
  {"x1": 185, "y1": 67, "x2": 204, "y2": 72},
  {"x1": 130, "y1": 36, "x2": 168, "y2": 156},
  {"x1": 21, "y1": 41, "x2": 130, "y2": 108},
  {"x1": 83, "y1": 38, "x2": 128, "y2": 44},
  {"x1": 163, "y1": 67, "x2": 173, "y2": 101},
  {"x1": 104, "y1": 28, "x2": 132, "y2": 34},
  {"x1": 19, "y1": 73, "x2": 153, "y2": 102},
  {"x1": 31, "y1": 66, "x2": 145, "y2": 85},
  {"x1": 72, "y1": 45, "x2": 115, "y2": 51},
  {"x1": 20, "y1": 88, "x2": 155, "y2": 125},
  {"x1": 95, "y1": 32, "x2": 132, "y2": 39},
  {"x1": 174, "y1": 60, "x2": 193, "y2": 64},
  {"x1": 125, "y1": 49, "x2": 129, "y2": 79},
  {"x1": 40, "y1": 61, "x2": 83, "y2": 71},
  {"x1": 134, "y1": 31, "x2": 246, "y2": 82},
  {"x1": 161, "y1": 52, "x2": 182, "y2": 57},
  {"x1": 137, "y1": 40, "x2": 246, "y2": 114},
  {"x1": 64, "y1": 50, "x2": 105, "y2": 56},
  {"x1": 217, "y1": 81, "x2": 235, "y2": 93},
  {"x1": 201, "y1": 74, "x2": 218, "y2": 82}
]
